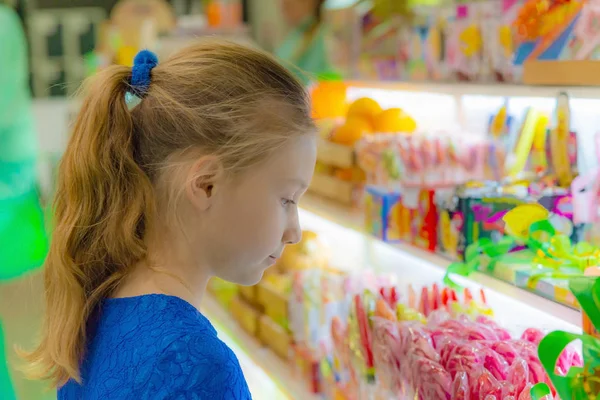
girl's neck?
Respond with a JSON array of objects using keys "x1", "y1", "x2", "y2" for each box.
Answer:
[{"x1": 112, "y1": 256, "x2": 209, "y2": 311}]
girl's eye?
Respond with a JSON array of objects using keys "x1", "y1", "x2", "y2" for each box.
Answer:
[{"x1": 281, "y1": 198, "x2": 296, "y2": 207}]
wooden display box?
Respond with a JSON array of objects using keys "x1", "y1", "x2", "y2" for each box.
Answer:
[
  {"x1": 317, "y1": 138, "x2": 355, "y2": 169},
  {"x1": 230, "y1": 296, "x2": 260, "y2": 337},
  {"x1": 258, "y1": 315, "x2": 292, "y2": 360},
  {"x1": 523, "y1": 60, "x2": 600, "y2": 86},
  {"x1": 310, "y1": 173, "x2": 360, "y2": 205},
  {"x1": 238, "y1": 284, "x2": 260, "y2": 308},
  {"x1": 257, "y1": 281, "x2": 289, "y2": 328}
]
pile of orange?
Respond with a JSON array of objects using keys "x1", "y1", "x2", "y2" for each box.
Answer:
[{"x1": 330, "y1": 97, "x2": 417, "y2": 146}]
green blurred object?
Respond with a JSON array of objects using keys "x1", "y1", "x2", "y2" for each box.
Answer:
[
  {"x1": 532, "y1": 277, "x2": 600, "y2": 400},
  {"x1": 0, "y1": 189, "x2": 48, "y2": 282},
  {"x1": 0, "y1": 321, "x2": 15, "y2": 400}
]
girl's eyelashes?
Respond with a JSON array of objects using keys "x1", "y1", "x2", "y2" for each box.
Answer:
[{"x1": 281, "y1": 198, "x2": 297, "y2": 207}]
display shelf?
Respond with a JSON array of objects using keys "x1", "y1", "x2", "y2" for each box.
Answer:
[
  {"x1": 346, "y1": 80, "x2": 600, "y2": 99},
  {"x1": 202, "y1": 295, "x2": 319, "y2": 400},
  {"x1": 298, "y1": 194, "x2": 581, "y2": 333}
]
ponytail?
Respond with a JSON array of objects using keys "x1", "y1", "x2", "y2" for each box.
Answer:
[{"x1": 25, "y1": 65, "x2": 155, "y2": 385}]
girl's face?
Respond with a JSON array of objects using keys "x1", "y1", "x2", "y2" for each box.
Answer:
[
  {"x1": 183, "y1": 134, "x2": 317, "y2": 286},
  {"x1": 280, "y1": 0, "x2": 319, "y2": 26}
]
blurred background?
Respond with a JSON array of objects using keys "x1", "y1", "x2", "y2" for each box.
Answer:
[{"x1": 3, "y1": 0, "x2": 600, "y2": 399}]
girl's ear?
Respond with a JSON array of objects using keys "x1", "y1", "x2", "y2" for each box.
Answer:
[{"x1": 185, "y1": 156, "x2": 224, "y2": 211}]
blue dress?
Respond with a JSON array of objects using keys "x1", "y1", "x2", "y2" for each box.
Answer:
[{"x1": 59, "y1": 294, "x2": 252, "y2": 400}]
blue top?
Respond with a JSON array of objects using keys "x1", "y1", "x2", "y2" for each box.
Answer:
[{"x1": 59, "y1": 294, "x2": 252, "y2": 400}]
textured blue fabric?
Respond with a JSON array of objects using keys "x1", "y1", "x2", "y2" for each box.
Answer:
[{"x1": 59, "y1": 294, "x2": 252, "y2": 400}]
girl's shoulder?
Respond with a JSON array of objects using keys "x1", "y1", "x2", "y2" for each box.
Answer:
[{"x1": 61, "y1": 295, "x2": 252, "y2": 399}]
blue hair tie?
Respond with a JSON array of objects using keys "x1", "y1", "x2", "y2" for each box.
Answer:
[{"x1": 129, "y1": 49, "x2": 158, "y2": 99}]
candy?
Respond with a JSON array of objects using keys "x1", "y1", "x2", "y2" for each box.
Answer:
[
  {"x1": 507, "y1": 358, "x2": 530, "y2": 398},
  {"x1": 471, "y1": 369, "x2": 502, "y2": 400},
  {"x1": 520, "y1": 328, "x2": 544, "y2": 345},
  {"x1": 491, "y1": 341, "x2": 519, "y2": 366},
  {"x1": 451, "y1": 371, "x2": 469, "y2": 400},
  {"x1": 481, "y1": 347, "x2": 509, "y2": 381},
  {"x1": 412, "y1": 356, "x2": 452, "y2": 400}
]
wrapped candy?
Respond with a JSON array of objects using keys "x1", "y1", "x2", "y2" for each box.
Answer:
[
  {"x1": 492, "y1": 341, "x2": 520, "y2": 365},
  {"x1": 452, "y1": 371, "x2": 469, "y2": 400},
  {"x1": 554, "y1": 343, "x2": 583, "y2": 376},
  {"x1": 521, "y1": 328, "x2": 545, "y2": 345},
  {"x1": 471, "y1": 368, "x2": 503, "y2": 400},
  {"x1": 371, "y1": 316, "x2": 402, "y2": 392},
  {"x1": 444, "y1": 342, "x2": 484, "y2": 379},
  {"x1": 481, "y1": 347, "x2": 509, "y2": 381},
  {"x1": 412, "y1": 356, "x2": 452, "y2": 400},
  {"x1": 506, "y1": 358, "x2": 530, "y2": 398}
]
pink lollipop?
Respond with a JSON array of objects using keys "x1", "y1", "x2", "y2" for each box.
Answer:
[
  {"x1": 445, "y1": 342, "x2": 484, "y2": 379},
  {"x1": 520, "y1": 328, "x2": 544, "y2": 345},
  {"x1": 511, "y1": 341, "x2": 551, "y2": 388},
  {"x1": 464, "y1": 322, "x2": 499, "y2": 341},
  {"x1": 470, "y1": 368, "x2": 502, "y2": 400},
  {"x1": 555, "y1": 343, "x2": 583, "y2": 376},
  {"x1": 491, "y1": 341, "x2": 520, "y2": 365},
  {"x1": 371, "y1": 317, "x2": 402, "y2": 392},
  {"x1": 475, "y1": 316, "x2": 512, "y2": 340},
  {"x1": 481, "y1": 347, "x2": 509, "y2": 381},
  {"x1": 517, "y1": 384, "x2": 533, "y2": 400},
  {"x1": 507, "y1": 358, "x2": 530, "y2": 398},
  {"x1": 451, "y1": 371, "x2": 469, "y2": 400},
  {"x1": 412, "y1": 356, "x2": 452, "y2": 400}
]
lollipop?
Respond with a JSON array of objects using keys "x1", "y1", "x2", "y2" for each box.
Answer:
[
  {"x1": 471, "y1": 368, "x2": 502, "y2": 400},
  {"x1": 451, "y1": 371, "x2": 469, "y2": 400},
  {"x1": 520, "y1": 328, "x2": 544, "y2": 345},
  {"x1": 445, "y1": 342, "x2": 484, "y2": 379},
  {"x1": 506, "y1": 358, "x2": 530, "y2": 398},
  {"x1": 492, "y1": 341, "x2": 519, "y2": 365},
  {"x1": 481, "y1": 347, "x2": 509, "y2": 381},
  {"x1": 371, "y1": 317, "x2": 401, "y2": 392},
  {"x1": 555, "y1": 343, "x2": 583, "y2": 376},
  {"x1": 412, "y1": 356, "x2": 452, "y2": 400}
]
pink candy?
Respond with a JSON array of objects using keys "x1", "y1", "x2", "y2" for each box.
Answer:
[{"x1": 520, "y1": 328, "x2": 544, "y2": 345}]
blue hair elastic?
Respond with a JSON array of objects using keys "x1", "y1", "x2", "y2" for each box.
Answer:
[{"x1": 128, "y1": 49, "x2": 158, "y2": 100}]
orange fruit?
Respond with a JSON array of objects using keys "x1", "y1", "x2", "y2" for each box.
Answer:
[
  {"x1": 311, "y1": 81, "x2": 348, "y2": 119},
  {"x1": 373, "y1": 108, "x2": 417, "y2": 133},
  {"x1": 330, "y1": 117, "x2": 372, "y2": 146},
  {"x1": 347, "y1": 98, "x2": 382, "y2": 122}
]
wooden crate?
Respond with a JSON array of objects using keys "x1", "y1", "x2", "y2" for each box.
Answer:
[
  {"x1": 258, "y1": 315, "x2": 292, "y2": 360},
  {"x1": 257, "y1": 281, "x2": 288, "y2": 327},
  {"x1": 317, "y1": 138, "x2": 355, "y2": 169},
  {"x1": 230, "y1": 296, "x2": 260, "y2": 337},
  {"x1": 523, "y1": 60, "x2": 600, "y2": 86},
  {"x1": 309, "y1": 173, "x2": 360, "y2": 205}
]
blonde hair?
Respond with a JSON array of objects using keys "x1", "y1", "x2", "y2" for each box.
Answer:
[{"x1": 25, "y1": 39, "x2": 314, "y2": 386}]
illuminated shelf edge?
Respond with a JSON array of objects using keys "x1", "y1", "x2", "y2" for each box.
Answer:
[{"x1": 346, "y1": 80, "x2": 600, "y2": 99}]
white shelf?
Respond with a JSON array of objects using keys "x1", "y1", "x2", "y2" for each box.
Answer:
[
  {"x1": 347, "y1": 80, "x2": 600, "y2": 99},
  {"x1": 299, "y1": 194, "x2": 581, "y2": 333},
  {"x1": 202, "y1": 295, "x2": 319, "y2": 400}
]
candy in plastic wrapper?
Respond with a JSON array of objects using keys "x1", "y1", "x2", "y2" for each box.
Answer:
[
  {"x1": 554, "y1": 343, "x2": 583, "y2": 376},
  {"x1": 506, "y1": 358, "x2": 530, "y2": 398},
  {"x1": 471, "y1": 368, "x2": 502, "y2": 400},
  {"x1": 481, "y1": 347, "x2": 509, "y2": 381},
  {"x1": 475, "y1": 316, "x2": 512, "y2": 340},
  {"x1": 412, "y1": 356, "x2": 452, "y2": 400},
  {"x1": 520, "y1": 328, "x2": 544, "y2": 345},
  {"x1": 451, "y1": 371, "x2": 469, "y2": 400},
  {"x1": 445, "y1": 342, "x2": 484, "y2": 379},
  {"x1": 371, "y1": 316, "x2": 402, "y2": 392},
  {"x1": 491, "y1": 341, "x2": 519, "y2": 365}
]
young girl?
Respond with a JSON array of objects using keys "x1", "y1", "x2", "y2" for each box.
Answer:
[{"x1": 26, "y1": 40, "x2": 317, "y2": 399}]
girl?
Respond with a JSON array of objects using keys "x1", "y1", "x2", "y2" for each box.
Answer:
[
  {"x1": 26, "y1": 40, "x2": 317, "y2": 399},
  {"x1": 276, "y1": 0, "x2": 331, "y2": 83}
]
